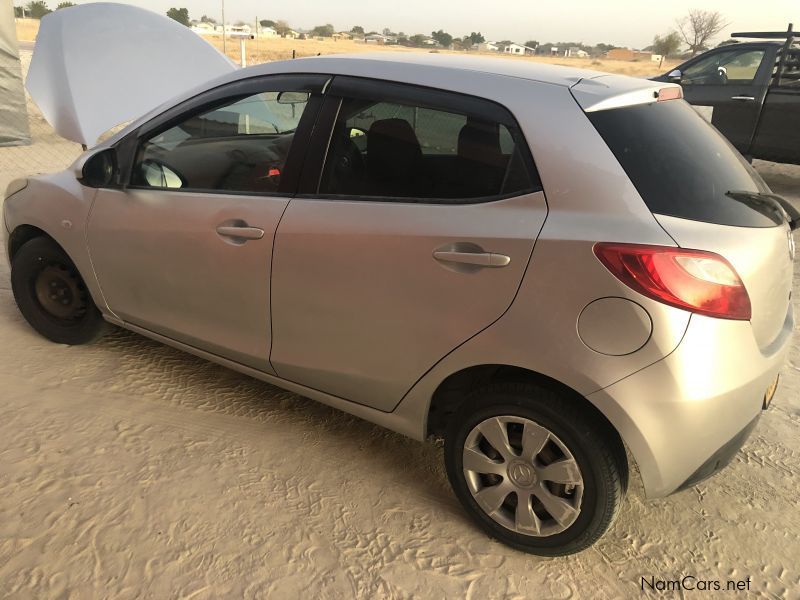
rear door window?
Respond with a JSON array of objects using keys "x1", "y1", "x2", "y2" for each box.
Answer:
[
  {"x1": 316, "y1": 81, "x2": 540, "y2": 203},
  {"x1": 588, "y1": 99, "x2": 780, "y2": 227}
]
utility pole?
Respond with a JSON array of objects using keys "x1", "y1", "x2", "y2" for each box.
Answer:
[
  {"x1": 255, "y1": 15, "x2": 259, "y2": 62},
  {"x1": 221, "y1": 0, "x2": 227, "y2": 56}
]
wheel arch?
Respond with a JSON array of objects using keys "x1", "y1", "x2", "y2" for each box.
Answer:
[
  {"x1": 8, "y1": 224, "x2": 56, "y2": 261},
  {"x1": 426, "y1": 364, "x2": 630, "y2": 483},
  {"x1": 7, "y1": 224, "x2": 109, "y2": 314}
]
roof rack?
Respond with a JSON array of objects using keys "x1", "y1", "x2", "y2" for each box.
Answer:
[
  {"x1": 733, "y1": 24, "x2": 796, "y2": 86},
  {"x1": 732, "y1": 23, "x2": 795, "y2": 40}
]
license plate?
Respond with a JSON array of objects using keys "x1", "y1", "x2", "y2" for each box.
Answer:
[{"x1": 763, "y1": 375, "x2": 779, "y2": 410}]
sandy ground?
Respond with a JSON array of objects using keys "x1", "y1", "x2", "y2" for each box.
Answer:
[{"x1": 2, "y1": 47, "x2": 800, "y2": 598}]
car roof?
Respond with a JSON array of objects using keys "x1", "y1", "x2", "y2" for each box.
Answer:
[
  {"x1": 238, "y1": 52, "x2": 610, "y2": 88},
  {"x1": 103, "y1": 51, "x2": 675, "y2": 148}
]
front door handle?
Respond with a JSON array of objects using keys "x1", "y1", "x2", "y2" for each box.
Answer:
[
  {"x1": 731, "y1": 95, "x2": 755, "y2": 102},
  {"x1": 216, "y1": 225, "x2": 264, "y2": 240},
  {"x1": 433, "y1": 250, "x2": 511, "y2": 267}
]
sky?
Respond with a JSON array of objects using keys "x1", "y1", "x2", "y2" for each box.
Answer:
[{"x1": 34, "y1": 0, "x2": 800, "y2": 48}]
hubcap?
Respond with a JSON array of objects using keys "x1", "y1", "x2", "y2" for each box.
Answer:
[
  {"x1": 34, "y1": 264, "x2": 87, "y2": 321},
  {"x1": 462, "y1": 416, "x2": 584, "y2": 537}
]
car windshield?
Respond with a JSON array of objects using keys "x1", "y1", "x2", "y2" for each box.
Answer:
[{"x1": 587, "y1": 99, "x2": 780, "y2": 228}]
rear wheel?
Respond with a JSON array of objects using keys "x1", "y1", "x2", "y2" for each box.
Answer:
[
  {"x1": 444, "y1": 382, "x2": 626, "y2": 556},
  {"x1": 11, "y1": 237, "x2": 108, "y2": 344}
]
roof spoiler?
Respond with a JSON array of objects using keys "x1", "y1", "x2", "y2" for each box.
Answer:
[{"x1": 733, "y1": 23, "x2": 796, "y2": 86}]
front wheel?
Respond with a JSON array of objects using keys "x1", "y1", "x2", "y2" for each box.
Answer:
[
  {"x1": 11, "y1": 237, "x2": 108, "y2": 345},
  {"x1": 444, "y1": 382, "x2": 626, "y2": 556}
]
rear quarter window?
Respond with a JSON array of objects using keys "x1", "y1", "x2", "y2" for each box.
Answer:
[{"x1": 588, "y1": 100, "x2": 779, "y2": 228}]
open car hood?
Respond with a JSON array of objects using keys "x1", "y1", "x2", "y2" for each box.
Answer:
[{"x1": 26, "y1": 3, "x2": 236, "y2": 146}]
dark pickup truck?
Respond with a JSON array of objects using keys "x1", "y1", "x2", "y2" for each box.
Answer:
[{"x1": 653, "y1": 24, "x2": 799, "y2": 164}]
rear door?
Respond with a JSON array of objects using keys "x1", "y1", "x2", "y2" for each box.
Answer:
[
  {"x1": 676, "y1": 46, "x2": 772, "y2": 152},
  {"x1": 87, "y1": 75, "x2": 327, "y2": 372},
  {"x1": 269, "y1": 77, "x2": 548, "y2": 411}
]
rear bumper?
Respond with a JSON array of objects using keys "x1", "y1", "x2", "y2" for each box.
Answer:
[
  {"x1": 675, "y1": 414, "x2": 760, "y2": 492},
  {"x1": 587, "y1": 305, "x2": 793, "y2": 498}
]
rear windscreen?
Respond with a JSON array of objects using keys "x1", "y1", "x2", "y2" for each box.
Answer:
[{"x1": 588, "y1": 100, "x2": 779, "y2": 228}]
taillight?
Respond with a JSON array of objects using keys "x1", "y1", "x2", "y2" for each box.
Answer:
[{"x1": 593, "y1": 243, "x2": 751, "y2": 320}]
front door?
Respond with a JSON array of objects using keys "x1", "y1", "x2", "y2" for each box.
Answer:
[
  {"x1": 87, "y1": 76, "x2": 325, "y2": 371},
  {"x1": 677, "y1": 46, "x2": 770, "y2": 152},
  {"x1": 269, "y1": 78, "x2": 548, "y2": 410}
]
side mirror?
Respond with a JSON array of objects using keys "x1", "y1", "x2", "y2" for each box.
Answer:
[
  {"x1": 80, "y1": 148, "x2": 117, "y2": 188},
  {"x1": 667, "y1": 69, "x2": 682, "y2": 83}
]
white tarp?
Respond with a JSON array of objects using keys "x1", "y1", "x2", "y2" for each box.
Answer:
[
  {"x1": 0, "y1": 0, "x2": 31, "y2": 146},
  {"x1": 26, "y1": 3, "x2": 236, "y2": 146}
]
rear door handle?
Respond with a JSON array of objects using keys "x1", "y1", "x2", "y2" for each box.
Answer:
[
  {"x1": 731, "y1": 95, "x2": 755, "y2": 102},
  {"x1": 216, "y1": 225, "x2": 264, "y2": 240},
  {"x1": 433, "y1": 250, "x2": 511, "y2": 267}
]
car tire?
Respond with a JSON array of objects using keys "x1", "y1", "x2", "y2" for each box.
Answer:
[
  {"x1": 11, "y1": 237, "x2": 109, "y2": 345},
  {"x1": 444, "y1": 381, "x2": 626, "y2": 556}
]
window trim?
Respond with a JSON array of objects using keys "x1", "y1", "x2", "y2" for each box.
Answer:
[
  {"x1": 296, "y1": 75, "x2": 543, "y2": 205},
  {"x1": 119, "y1": 73, "x2": 330, "y2": 197}
]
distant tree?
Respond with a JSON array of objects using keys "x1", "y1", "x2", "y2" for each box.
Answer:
[
  {"x1": 431, "y1": 29, "x2": 453, "y2": 48},
  {"x1": 234, "y1": 20, "x2": 246, "y2": 26},
  {"x1": 453, "y1": 37, "x2": 472, "y2": 50},
  {"x1": 275, "y1": 20, "x2": 291, "y2": 36},
  {"x1": 676, "y1": 9, "x2": 728, "y2": 56},
  {"x1": 56, "y1": 1, "x2": 75, "y2": 9},
  {"x1": 259, "y1": 19, "x2": 276, "y2": 28},
  {"x1": 166, "y1": 7, "x2": 190, "y2": 27},
  {"x1": 311, "y1": 23, "x2": 334, "y2": 37},
  {"x1": 201, "y1": 14, "x2": 217, "y2": 24},
  {"x1": 594, "y1": 42, "x2": 618, "y2": 54},
  {"x1": 524, "y1": 40, "x2": 539, "y2": 49},
  {"x1": 717, "y1": 38, "x2": 739, "y2": 47},
  {"x1": 350, "y1": 25, "x2": 364, "y2": 35},
  {"x1": 14, "y1": 5, "x2": 24, "y2": 16},
  {"x1": 382, "y1": 28, "x2": 396, "y2": 37},
  {"x1": 25, "y1": 0, "x2": 51, "y2": 18},
  {"x1": 467, "y1": 31, "x2": 485, "y2": 45},
  {"x1": 409, "y1": 34, "x2": 426, "y2": 47},
  {"x1": 652, "y1": 31, "x2": 682, "y2": 58}
]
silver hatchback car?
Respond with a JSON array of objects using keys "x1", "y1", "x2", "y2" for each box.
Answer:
[{"x1": 4, "y1": 53, "x2": 796, "y2": 555}]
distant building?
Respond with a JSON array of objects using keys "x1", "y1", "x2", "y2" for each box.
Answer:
[
  {"x1": 550, "y1": 47, "x2": 559, "y2": 56},
  {"x1": 284, "y1": 29, "x2": 300, "y2": 39},
  {"x1": 607, "y1": 48, "x2": 653, "y2": 61},
  {"x1": 363, "y1": 34, "x2": 398, "y2": 45},
  {"x1": 475, "y1": 41, "x2": 500, "y2": 52},
  {"x1": 190, "y1": 22, "x2": 216, "y2": 35},
  {"x1": 502, "y1": 43, "x2": 536, "y2": 56},
  {"x1": 365, "y1": 33, "x2": 390, "y2": 44},
  {"x1": 259, "y1": 26, "x2": 278, "y2": 38},
  {"x1": 565, "y1": 47, "x2": 589, "y2": 58},
  {"x1": 333, "y1": 31, "x2": 352, "y2": 40}
]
